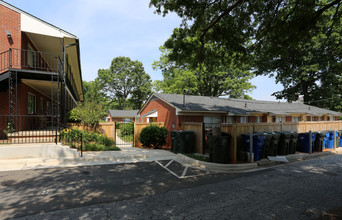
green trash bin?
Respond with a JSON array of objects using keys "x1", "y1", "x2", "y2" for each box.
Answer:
[
  {"x1": 268, "y1": 132, "x2": 280, "y2": 156},
  {"x1": 179, "y1": 131, "x2": 196, "y2": 153},
  {"x1": 276, "y1": 132, "x2": 292, "y2": 155},
  {"x1": 314, "y1": 131, "x2": 328, "y2": 152},
  {"x1": 289, "y1": 132, "x2": 298, "y2": 154},
  {"x1": 171, "y1": 131, "x2": 181, "y2": 153},
  {"x1": 208, "y1": 134, "x2": 231, "y2": 164},
  {"x1": 262, "y1": 133, "x2": 273, "y2": 158}
]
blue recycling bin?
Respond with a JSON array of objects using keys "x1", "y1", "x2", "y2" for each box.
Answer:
[
  {"x1": 339, "y1": 130, "x2": 342, "y2": 148},
  {"x1": 325, "y1": 131, "x2": 338, "y2": 149},
  {"x1": 298, "y1": 133, "x2": 316, "y2": 153},
  {"x1": 241, "y1": 133, "x2": 266, "y2": 161}
]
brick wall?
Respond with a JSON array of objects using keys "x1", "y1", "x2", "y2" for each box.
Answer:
[
  {"x1": 0, "y1": 82, "x2": 53, "y2": 133},
  {"x1": 0, "y1": 4, "x2": 21, "y2": 71}
]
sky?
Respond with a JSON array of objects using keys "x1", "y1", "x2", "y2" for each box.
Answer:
[{"x1": 4, "y1": 0, "x2": 284, "y2": 101}]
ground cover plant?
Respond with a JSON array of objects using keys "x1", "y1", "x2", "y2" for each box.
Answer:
[{"x1": 60, "y1": 127, "x2": 120, "y2": 151}]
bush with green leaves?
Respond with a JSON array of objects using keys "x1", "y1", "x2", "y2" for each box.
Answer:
[
  {"x1": 60, "y1": 127, "x2": 118, "y2": 151},
  {"x1": 139, "y1": 124, "x2": 168, "y2": 149},
  {"x1": 120, "y1": 123, "x2": 134, "y2": 136}
]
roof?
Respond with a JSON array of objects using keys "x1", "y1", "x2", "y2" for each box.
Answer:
[
  {"x1": 0, "y1": 1, "x2": 84, "y2": 102},
  {"x1": 0, "y1": 0, "x2": 77, "y2": 39},
  {"x1": 108, "y1": 110, "x2": 138, "y2": 118},
  {"x1": 144, "y1": 93, "x2": 342, "y2": 116}
]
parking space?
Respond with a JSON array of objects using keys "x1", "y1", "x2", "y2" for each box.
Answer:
[{"x1": 155, "y1": 160, "x2": 211, "y2": 179}]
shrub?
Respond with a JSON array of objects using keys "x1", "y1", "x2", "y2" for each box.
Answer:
[
  {"x1": 96, "y1": 134, "x2": 115, "y2": 146},
  {"x1": 60, "y1": 127, "x2": 117, "y2": 151},
  {"x1": 120, "y1": 123, "x2": 134, "y2": 136},
  {"x1": 139, "y1": 124, "x2": 168, "y2": 149}
]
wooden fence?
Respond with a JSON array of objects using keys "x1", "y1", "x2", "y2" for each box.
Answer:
[
  {"x1": 181, "y1": 122, "x2": 204, "y2": 154},
  {"x1": 67, "y1": 122, "x2": 165, "y2": 148},
  {"x1": 66, "y1": 122, "x2": 116, "y2": 141},
  {"x1": 181, "y1": 121, "x2": 342, "y2": 164}
]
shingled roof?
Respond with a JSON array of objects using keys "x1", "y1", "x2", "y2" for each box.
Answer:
[
  {"x1": 148, "y1": 93, "x2": 341, "y2": 116},
  {"x1": 108, "y1": 110, "x2": 138, "y2": 118}
]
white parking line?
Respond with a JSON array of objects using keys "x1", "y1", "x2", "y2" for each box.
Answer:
[{"x1": 155, "y1": 160, "x2": 209, "y2": 179}]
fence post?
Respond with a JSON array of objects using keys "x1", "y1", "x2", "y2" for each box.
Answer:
[
  {"x1": 114, "y1": 121, "x2": 116, "y2": 146},
  {"x1": 334, "y1": 130, "x2": 337, "y2": 150},
  {"x1": 233, "y1": 123, "x2": 237, "y2": 164},
  {"x1": 309, "y1": 130, "x2": 312, "y2": 154},
  {"x1": 249, "y1": 126, "x2": 254, "y2": 163},
  {"x1": 202, "y1": 122, "x2": 205, "y2": 154},
  {"x1": 9, "y1": 48, "x2": 12, "y2": 68},
  {"x1": 80, "y1": 133, "x2": 83, "y2": 157},
  {"x1": 132, "y1": 122, "x2": 135, "y2": 147}
]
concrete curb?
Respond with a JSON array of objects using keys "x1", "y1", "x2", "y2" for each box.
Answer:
[
  {"x1": 175, "y1": 154, "x2": 258, "y2": 173},
  {"x1": 257, "y1": 150, "x2": 341, "y2": 167}
]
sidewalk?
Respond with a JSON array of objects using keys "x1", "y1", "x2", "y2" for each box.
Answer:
[{"x1": 0, "y1": 143, "x2": 341, "y2": 173}]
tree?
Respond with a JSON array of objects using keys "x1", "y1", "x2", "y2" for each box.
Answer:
[
  {"x1": 150, "y1": 0, "x2": 342, "y2": 109},
  {"x1": 153, "y1": 47, "x2": 255, "y2": 98},
  {"x1": 97, "y1": 57, "x2": 152, "y2": 109},
  {"x1": 68, "y1": 101, "x2": 105, "y2": 131}
]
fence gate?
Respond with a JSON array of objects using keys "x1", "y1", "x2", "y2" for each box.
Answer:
[{"x1": 115, "y1": 122, "x2": 134, "y2": 147}]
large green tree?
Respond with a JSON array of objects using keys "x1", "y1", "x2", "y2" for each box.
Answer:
[
  {"x1": 150, "y1": 0, "x2": 342, "y2": 110},
  {"x1": 97, "y1": 57, "x2": 152, "y2": 110},
  {"x1": 153, "y1": 47, "x2": 255, "y2": 98}
]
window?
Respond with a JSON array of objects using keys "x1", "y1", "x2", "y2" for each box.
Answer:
[
  {"x1": 147, "y1": 117, "x2": 157, "y2": 122},
  {"x1": 240, "y1": 116, "x2": 248, "y2": 123},
  {"x1": 275, "y1": 116, "x2": 285, "y2": 122},
  {"x1": 40, "y1": 98, "x2": 44, "y2": 115},
  {"x1": 123, "y1": 118, "x2": 132, "y2": 123},
  {"x1": 225, "y1": 116, "x2": 234, "y2": 124},
  {"x1": 292, "y1": 116, "x2": 299, "y2": 122},
  {"x1": 28, "y1": 93, "x2": 36, "y2": 114},
  {"x1": 256, "y1": 116, "x2": 262, "y2": 123}
]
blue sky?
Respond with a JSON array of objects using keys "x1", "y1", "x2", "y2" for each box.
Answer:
[{"x1": 5, "y1": 0, "x2": 284, "y2": 101}]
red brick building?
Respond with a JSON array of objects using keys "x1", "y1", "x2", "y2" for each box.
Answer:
[
  {"x1": 138, "y1": 93, "x2": 342, "y2": 147},
  {"x1": 0, "y1": 1, "x2": 83, "y2": 142}
]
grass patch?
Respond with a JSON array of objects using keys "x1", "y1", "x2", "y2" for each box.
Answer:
[
  {"x1": 119, "y1": 134, "x2": 133, "y2": 142},
  {"x1": 183, "y1": 153, "x2": 210, "y2": 162},
  {"x1": 117, "y1": 129, "x2": 133, "y2": 142}
]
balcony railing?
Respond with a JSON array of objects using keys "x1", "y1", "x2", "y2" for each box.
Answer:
[{"x1": 0, "y1": 48, "x2": 62, "y2": 74}]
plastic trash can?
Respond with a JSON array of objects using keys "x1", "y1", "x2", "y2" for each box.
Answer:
[
  {"x1": 298, "y1": 132, "x2": 316, "y2": 153},
  {"x1": 289, "y1": 132, "x2": 298, "y2": 154},
  {"x1": 268, "y1": 132, "x2": 281, "y2": 156},
  {"x1": 179, "y1": 131, "x2": 196, "y2": 153},
  {"x1": 208, "y1": 134, "x2": 231, "y2": 164},
  {"x1": 241, "y1": 133, "x2": 265, "y2": 161},
  {"x1": 276, "y1": 132, "x2": 292, "y2": 155},
  {"x1": 314, "y1": 131, "x2": 328, "y2": 152},
  {"x1": 171, "y1": 131, "x2": 181, "y2": 153},
  {"x1": 262, "y1": 132, "x2": 273, "y2": 158}
]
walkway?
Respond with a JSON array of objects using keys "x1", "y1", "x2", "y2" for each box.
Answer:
[{"x1": 0, "y1": 143, "x2": 341, "y2": 173}]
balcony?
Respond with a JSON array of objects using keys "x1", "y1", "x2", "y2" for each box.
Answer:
[{"x1": 0, "y1": 48, "x2": 63, "y2": 76}]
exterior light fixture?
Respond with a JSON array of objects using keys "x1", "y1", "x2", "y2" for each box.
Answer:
[{"x1": 5, "y1": 30, "x2": 11, "y2": 38}]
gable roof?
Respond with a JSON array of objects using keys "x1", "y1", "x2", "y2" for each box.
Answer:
[
  {"x1": 0, "y1": 0, "x2": 77, "y2": 39},
  {"x1": 108, "y1": 110, "x2": 138, "y2": 118},
  {"x1": 144, "y1": 93, "x2": 342, "y2": 116}
]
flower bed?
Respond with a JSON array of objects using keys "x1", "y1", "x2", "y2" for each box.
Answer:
[{"x1": 60, "y1": 127, "x2": 120, "y2": 151}]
